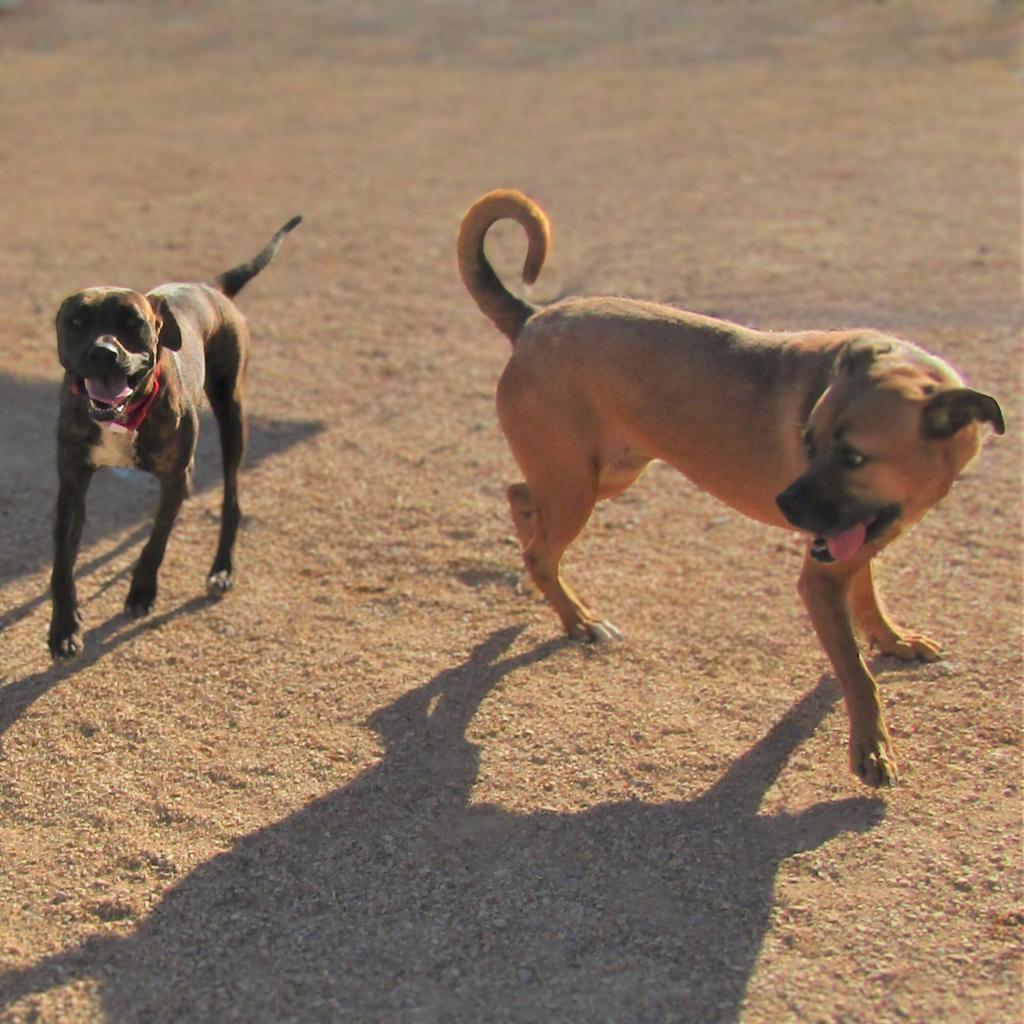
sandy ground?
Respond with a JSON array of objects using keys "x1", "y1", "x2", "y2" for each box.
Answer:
[{"x1": 0, "y1": 1, "x2": 1021, "y2": 1021}]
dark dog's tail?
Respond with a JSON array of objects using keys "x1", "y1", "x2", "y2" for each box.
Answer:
[
  {"x1": 214, "y1": 215, "x2": 303, "y2": 298},
  {"x1": 457, "y1": 189, "x2": 549, "y2": 343}
]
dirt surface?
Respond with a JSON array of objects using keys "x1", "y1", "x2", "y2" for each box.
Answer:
[{"x1": 0, "y1": 2, "x2": 1021, "y2": 1021}]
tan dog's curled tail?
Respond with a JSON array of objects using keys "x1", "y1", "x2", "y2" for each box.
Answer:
[{"x1": 457, "y1": 189, "x2": 550, "y2": 343}]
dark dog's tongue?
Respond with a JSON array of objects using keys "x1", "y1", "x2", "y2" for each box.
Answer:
[
  {"x1": 826, "y1": 521, "x2": 867, "y2": 562},
  {"x1": 85, "y1": 375, "x2": 132, "y2": 407}
]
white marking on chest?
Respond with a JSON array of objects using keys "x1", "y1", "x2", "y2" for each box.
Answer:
[{"x1": 89, "y1": 427, "x2": 137, "y2": 469}]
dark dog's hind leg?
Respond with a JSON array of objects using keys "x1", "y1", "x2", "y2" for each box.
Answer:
[{"x1": 205, "y1": 366, "x2": 246, "y2": 596}]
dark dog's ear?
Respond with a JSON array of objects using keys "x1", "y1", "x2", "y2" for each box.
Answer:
[
  {"x1": 837, "y1": 337, "x2": 892, "y2": 376},
  {"x1": 149, "y1": 295, "x2": 182, "y2": 351},
  {"x1": 921, "y1": 388, "x2": 1005, "y2": 439},
  {"x1": 55, "y1": 295, "x2": 80, "y2": 336}
]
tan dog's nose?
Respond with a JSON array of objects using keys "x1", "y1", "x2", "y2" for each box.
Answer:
[{"x1": 775, "y1": 480, "x2": 807, "y2": 526}]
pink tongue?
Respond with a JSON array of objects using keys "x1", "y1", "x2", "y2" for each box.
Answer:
[
  {"x1": 826, "y1": 521, "x2": 867, "y2": 562},
  {"x1": 85, "y1": 376, "x2": 132, "y2": 405}
]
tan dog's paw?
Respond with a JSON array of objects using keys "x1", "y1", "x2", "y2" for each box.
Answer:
[
  {"x1": 515, "y1": 572, "x2": 541, "y2": 598},
  {"x1": 850, "y1": 731, "x2": 898, "y2": 789},
  {"x1": 874, "y1": 631, "x2": 942, "y2": 663},
  {"x1": 570, "y1": 619, "x2": 622, "y2": 644}
]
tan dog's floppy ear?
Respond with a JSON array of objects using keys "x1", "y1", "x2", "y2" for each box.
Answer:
[
  {"x1": 149, "y1": 295, "x2": 182, "y2": 351},
  {"x1": 921, "y1": 388, "x2": 1005, "y2": 438},
  {"x1": 837, "y1": 337, "x2": 892, "y2": 376}
]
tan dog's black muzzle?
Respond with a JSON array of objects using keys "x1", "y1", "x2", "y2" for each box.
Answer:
[
  {"x1": 775, "y1": 476, "x2": 833, "y2": 533},
  {"x1": 777, "y1": 475, "x2": 901, "y2": 563}
]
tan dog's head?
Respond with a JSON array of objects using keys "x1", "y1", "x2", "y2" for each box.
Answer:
[
  {"x1": 56, "y1": 287, "x2": 181, "y2": 423},
  {"x1": 775, "y1": 337, "x2": 1004, "y2": 563}
]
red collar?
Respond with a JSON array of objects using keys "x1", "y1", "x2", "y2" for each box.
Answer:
[{"x1": 71, "y1": 368, "x2": 163, "y2": 434}]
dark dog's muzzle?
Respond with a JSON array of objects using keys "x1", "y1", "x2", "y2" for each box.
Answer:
[
  {"x1": 71, "y1": 336, "x2": 154, "y2": 421},
  {"x1": 80, "y1": 334, "x2": 149, "y2": 377}
]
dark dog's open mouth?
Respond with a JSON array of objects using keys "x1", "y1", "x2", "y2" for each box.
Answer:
[
  {"x1": 80, "y1": 371, "x2": 146, "y2": 421},
  {"x1": 809, "y1": 504, "x2": 901, "y2": 563}
]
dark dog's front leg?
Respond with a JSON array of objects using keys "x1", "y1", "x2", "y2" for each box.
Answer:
[
  {"x1": 797, "y1": 554, "x2": 897, "y2": 788},
  {"x1": 125, "y1": 472, "x2": 189, "y2": 618},
  {"x1": 49, "y1": 470, "x2": 94, "y2": 658}
]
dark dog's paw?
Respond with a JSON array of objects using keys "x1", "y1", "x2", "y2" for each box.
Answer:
[
  {"x1": 49, "y1": 627, "x2": 84, "y2": 659},
  {"x1": 48, "y1": 609, "x2": 84, "y2": 659},
  {"x1": 206, "y1": 570, "x2": 233, "y2": 597},
  {"x1": 850, "y1": 734, "x2": 898, "y2": 789},
  {"x1": 125, "y1": 586, "x2": 157, "y2": 619}
]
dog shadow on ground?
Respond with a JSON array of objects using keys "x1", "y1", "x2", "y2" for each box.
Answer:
[
  {"x1": 0, "y1": 370, "x2": 324, "y2": 615},
  {"x1": 0, "y1": 593, "x2": 211, "y2": 749},
  {"x1": 0, "y1": 626, "x2": 885, "y2": 1023}
]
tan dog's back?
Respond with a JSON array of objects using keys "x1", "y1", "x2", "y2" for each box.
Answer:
[{"x1": 503, "y1": 295, "x2": 862, "y2": 526}]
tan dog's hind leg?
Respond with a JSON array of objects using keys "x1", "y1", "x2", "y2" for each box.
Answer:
[
  {"x1": 507, "y1": 484, "x2": 541, "y2": 596},
  {"x1": 513, "y1": 479, "x2": 620, "y2": 643},
  {"x1": 849, "y1": 562, "x2": 941, "y2": 662},
  {"x1": 798, "y1": 554, "x2": 897, "y2": 787},
  {"x1": 507, "y1": 483, "x2": 538, "y2": 549}
]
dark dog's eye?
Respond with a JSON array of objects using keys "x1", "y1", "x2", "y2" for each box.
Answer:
[
  {"x1": 71, "y1": 316, "x2": 84, "y2": 328},
  {"x1": 803, "y1": 432, "x2": 816, "y2": 459},
  {"x1": 842, "y1": 448, "x2": 868, "y2": 469}
]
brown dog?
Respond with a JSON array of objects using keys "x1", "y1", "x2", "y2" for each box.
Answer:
[
  {"x1": 48, "y1": 216, "x2": 301, "y2": 659},
  {"x1": 457, "y1": 188, "x2": 1004, "y2": 788}
]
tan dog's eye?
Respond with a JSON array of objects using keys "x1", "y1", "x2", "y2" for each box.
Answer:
[{"x1": 842, "y1": 448, "x2": 868, "y2": 469}]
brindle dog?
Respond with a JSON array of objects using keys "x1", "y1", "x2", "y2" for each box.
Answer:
[{"x1": 49, "y1": 216, "x2": 301, "y2": 659}]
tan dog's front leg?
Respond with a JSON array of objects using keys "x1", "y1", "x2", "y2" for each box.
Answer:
[
  {"x1": 798, "y1": 555, "x2": 897, "y2": 787},
  {"x1": 848, "y1": 562, "x2": 941, "y2": 662}
]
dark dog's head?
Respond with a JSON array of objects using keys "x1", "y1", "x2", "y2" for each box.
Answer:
[
  {"x1": 776, "y1": 337, "x2": 1004, "y2": 563},
  {"x1": 56, "y1": 287, "x2": 181, "y2": 422}
]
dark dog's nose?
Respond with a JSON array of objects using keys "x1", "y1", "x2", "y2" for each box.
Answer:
[
  {"x1": 87, "y1": 336, "x2": 124, "y2": 372},
  {"x1": 92, "y1": 336, "x2": 121, "y2": 360}
]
